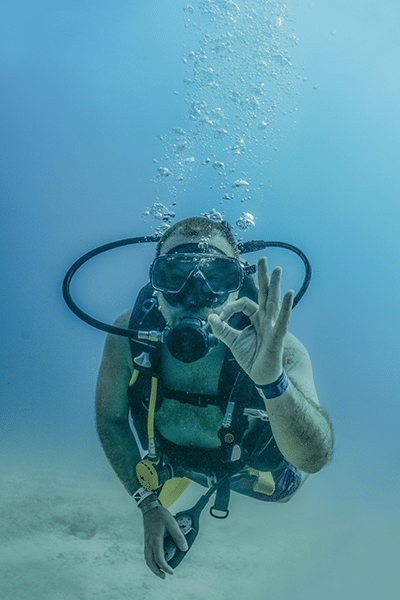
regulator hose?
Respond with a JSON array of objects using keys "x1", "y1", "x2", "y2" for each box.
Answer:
[{"x1": 62, "y1": 236, "x2": 311, "y2": 337}]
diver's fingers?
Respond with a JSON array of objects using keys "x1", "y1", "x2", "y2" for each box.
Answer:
[
  {"x1": 208, "y1": 315, "x2": 240, "y2": 348},
  {"x1": 143, "y1": 508, "x2": 176, "y2": 578},
  {"x1": 265, "y1": 267, "x2": 282, "y2": 321},
  {"x1": 218, "y1": 297, "x2": 259, "y2": 322},
  {"x1": 144, "y1": 543, "x2": 168, "y2": 579},
  {"x1": 274, "y1": 290, "x2": 294, "y2": 335},
  {"x1": 167, "y1": 519, "x2": 189, "y2": 553},
  {"x1": 257, "y1": 257, "x2": 269, "y2": 312},
  {"x1": 151, "y1": 537, "x2": 175, "y2": 577}
]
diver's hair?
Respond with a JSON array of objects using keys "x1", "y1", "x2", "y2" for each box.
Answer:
[{"x1": 156, "y1": 217, "x2": 240, "y2": 257}]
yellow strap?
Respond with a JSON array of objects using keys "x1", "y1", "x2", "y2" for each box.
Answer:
[
  {"x1": 129, "y1": 370, "x2": 158, "y2": 459},
  {"x1": 148, "y1": 376, "x2": 158, "y2": 441},
  {"x1": 240, "y1": 466, "x2": 275, "y2": 495},
  {"x1": 252, "y1": 469, "x2": 275, "y2": 495},
  {"x1": 129, "y1": 369, "x2": 140, "y2": 387},
  {"x1": 158, "y1": 477, "x2": 192, "y2": 509}
]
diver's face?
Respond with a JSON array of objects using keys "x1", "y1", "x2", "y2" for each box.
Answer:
[{"x1": 155, "y1": 233, "x2": 239, "y2": 327}]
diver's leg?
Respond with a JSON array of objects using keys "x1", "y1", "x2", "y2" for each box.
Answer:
[{"x1": 230, "y1": 459, "x2": 305, "y2": 503}]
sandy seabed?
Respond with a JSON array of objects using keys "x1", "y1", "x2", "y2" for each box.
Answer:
[{"x1": 0, "y1": 456, "x2": 397, "y2": 600}]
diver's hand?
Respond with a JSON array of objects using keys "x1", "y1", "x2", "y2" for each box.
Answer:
[
  {"x1": 208, "y1": 257, "x2": 294, "y2": 386},
  {"x1": 142, "y1": 504, "x2": 189, "y2": 579}
]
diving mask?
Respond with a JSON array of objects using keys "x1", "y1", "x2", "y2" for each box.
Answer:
[{"x1": 150, "y1": 253, "x2": 255, "y2": 296}]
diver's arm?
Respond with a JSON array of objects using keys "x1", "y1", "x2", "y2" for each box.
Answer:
[
  {"x1": 208, "y1": 257, "x2": 334, "y2": 474},
  {"x1": 95, "y1": 318, "x2": 188, "y2": 578},
  {"x1": 259, "y1": 336, "x2": 334, "y2": 474},
  {"x1": 95, "y1": 327, "x2": 143, "y2": 495}
]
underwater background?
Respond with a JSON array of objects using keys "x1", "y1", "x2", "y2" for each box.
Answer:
[{"x1": 1, "y1": 1, "x2": 399, "y2": 598}]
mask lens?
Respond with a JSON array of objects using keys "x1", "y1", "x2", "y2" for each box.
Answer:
[
  {"x1": 150, "y1": 254, "x2": 242, "y2": 294},
  {"x1": 151, "y1": 255, "x2": 196, "y2": 292},
  {"x1": 198, "y1": 256, "x2": 241, "y2": 293}
]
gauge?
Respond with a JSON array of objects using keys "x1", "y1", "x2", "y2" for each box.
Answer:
[
  {"x1": 176, "y1": 515, "x2": 193, "y2": 535},
  {"x1": 164, "y1": 539, "x2": 177, "y2": 562},
  {"x1": 163, "y1": 514, "x2": 193, "y2": 563}
]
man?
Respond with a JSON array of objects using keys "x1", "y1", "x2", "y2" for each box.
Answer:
[{"x1": 95, "y1": 216, "x2": 334, "y2": 579}]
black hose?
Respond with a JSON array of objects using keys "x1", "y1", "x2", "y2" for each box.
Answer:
[
  {"x1": 238, "y1": 240, "x2": 312, "y2": 308},
  {"x1": 62, "y1": 236, "x2": 311, "y2": 337},
  {"x1": 62, "y1": 235, "x2": 159, "y2": 338}
]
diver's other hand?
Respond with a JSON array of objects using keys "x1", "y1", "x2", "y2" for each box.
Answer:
[
  {"x1": 142, "y1": 504, "x2": 189, "y2": 579},
  {"x1": 208, "y1": 257, "x2": 294, "y2": 385}
]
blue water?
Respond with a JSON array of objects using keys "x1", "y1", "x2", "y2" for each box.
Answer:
[{"x1": 1, "y1": 1, "x2": 399, "y2": 598}]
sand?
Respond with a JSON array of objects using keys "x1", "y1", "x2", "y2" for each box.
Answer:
[{"x1": 0, "y1": 456, "x2": 396, "y2": 600}]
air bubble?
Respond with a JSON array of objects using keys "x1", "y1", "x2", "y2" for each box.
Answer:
[
  {"x1": 236, "y1": 212, "x2": 255, "y2": 230},
  {"x1": 157, "y1": 167, "x2": 172, "y2": 177},
  {"x1": 214, "y1": 128, "x2": 228, "y2": 139},
  {"x1": 197, "y1": 66, "x2": 216, "y2": 85},
  {"x1": 224, "y1": 1, "x2": 240, "y2": 16},
  {"x1": 201, "y1": 208, "x2": 224, "y2": 222},
  {"x1": 198, "y1": 236, "x2": 211, "y2": 250},
  {"x1": 232, "y1": 179, "x2": 249, "y2": 188},
  {"x1": 200, "y1": 0, "x2": 220, "y2": 16},
  {"x1": 155, "y1": 223, "x2": 171, "y2": 235},
  {"x1": 272, "y1": 53, "x2": 292, "y2": 68},
  {"x1": 250, "y1": 84, "x2": 264, "y2": 96},
  {"x1": 148, "y1": 203, "x2": 175, "y2": 221},
  {"x1": 189, "y1": 103, "x2": 202, "y2": 119},
  {"x1": 151, "y1": 0, "x2": 298, "y2": 217},
  {"x1": 231, "y1": 138, "x2": 246, "y2": 155},
  {"x1": 212, "y1": 108, "x2": 224, "y2": 120}
]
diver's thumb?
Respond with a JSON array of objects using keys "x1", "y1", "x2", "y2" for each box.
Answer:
[
  {"x1": 208, "y1": 314, "x2": 224, "y2": 336},
  {"x1": 208, "y1": 315, "x2": 237, "y2": 347}
]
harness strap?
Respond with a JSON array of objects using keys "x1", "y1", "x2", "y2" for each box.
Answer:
[
  {"x1": 147, "y1": 376, "x2": 158, "y2": 459},
  {"x1": 160, "y1": 386, "x2": 221, "y2": 408},
  {"x1": 210, "y1": 477, "x2": 231, "y2": 519}
]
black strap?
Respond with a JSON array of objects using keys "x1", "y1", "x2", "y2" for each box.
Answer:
[
  {"x1": 161, "y1": 386, "x2": 222, "y2": 408},
  {"x1": 210, "y1": 477, "x2": 231, "y2": 519}
]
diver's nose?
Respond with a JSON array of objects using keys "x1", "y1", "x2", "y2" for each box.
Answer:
[
  {"x1": 184, "y1": 276, "x2": 205, "y2": 302},
  {"x1": 179, "y1": 271, "x2": 210, "y2": 307}
]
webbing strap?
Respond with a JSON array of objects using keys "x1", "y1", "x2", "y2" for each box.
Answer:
[
  {"x1": 147, "y1": 376, "x2": 158, "y2": 459},
  {"x1": 210, "y1": 477, "x2": 231, "y2": 519}
]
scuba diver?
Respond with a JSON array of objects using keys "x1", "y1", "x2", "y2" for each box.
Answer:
[{"x1": 87, "y1": 216, "x2": 334, "y2": 579}]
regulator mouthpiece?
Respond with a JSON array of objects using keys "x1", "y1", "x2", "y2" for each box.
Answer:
[{"x1": 165, "y1": 318, "x2": 218, "y2": 363}]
